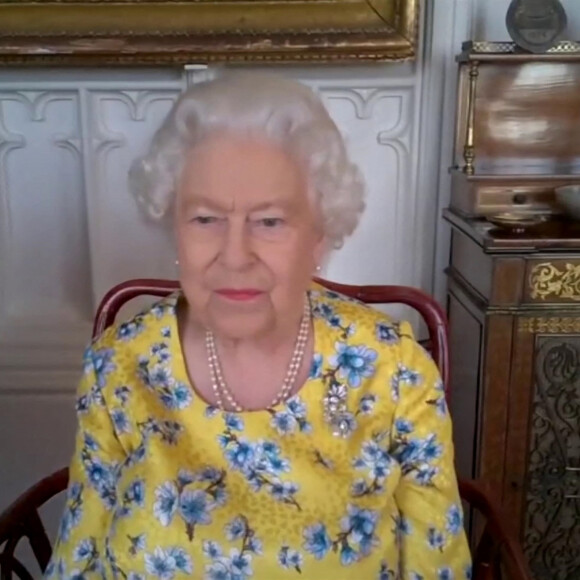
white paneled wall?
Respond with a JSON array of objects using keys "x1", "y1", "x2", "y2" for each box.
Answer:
[{"x1": 8, "y1": 0, "x2": 580, "y2": 551}]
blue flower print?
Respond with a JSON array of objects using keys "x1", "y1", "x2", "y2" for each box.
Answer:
[
  {"x1": 230, "y1": 548, "x2": 253, "y2": 577},
  {"x1": 278, "y1": 546, "x2": 303, "y2": 572},
  {"x1": 83, "y1": 433, "x2": 99, "y2": 452},
  {"x1": 159, "y1": 382, "x2": 193, "y2": 410},
  {"x1": 410, "y1": 573, "x2": 425, "y2": 580},
  {"x1": 303, "y1": 523, "x2": 332, "y2": 560},
  {"x1": 57, "y1": 482, "x2": 83, "y2": 541},
  {"x1": 139, "y1": 418, "x2": 183, "y2": 445},
  {"x1": 393, "y1": 514, "x2": 412, "y2": 545},
  {"x1": 144, "y1": 546, "x2": 192, "y2": 579},
  {"x1": 340, "y1": 544, "x2": 359, "y2": 566},
  {"x1": 427, "y1": 378, "x2": 448, "y2": 417},
  {"x1": 81, "y1": 451, "x2": 117, "y2": 509},
  {"x1": 117, "y1": 319, "x2": 144, "y2": 342},
  {"x1": 203, "y1": 517, "x2": 262, "y2": 579},
  {"x1": 465, "y1": 564, "x2": 473, "y2": 579},
  {"x1": 156, "y1": 468, "x2": 227, "y2": 541},
  {"x1": 71, "y1": 537, "x2": 101, "y2": 575},
  {"x1": 128, "y1": 533, "x2": 146, "y2": 556},
  {"x1": 352, "y1": 436, "x2": 393, "y2": 497},
  {"x1": 446, "y1": 504, "x2": 463, "y2": 535},
  {"x1": 225, "y1": 516, "x2": 247, "y2": 541},
  {"x1": 224, "y1": 413, "x2": 244, "y2": 431},
  {"x1": 205, "y1": 560, "x2": 234, "y2": 580},
  {"x1": 271, "y1": 481, "x2": 299, "y2": 503},
  {"x1": 390, "y1": 363, "x2": 422, "y2": 402},
  {"x1": 176, "y1": 469, "x2": 196, "y2": 487},
  {"x1": 168, "y1": 547, "x2": 193, "y2": 575},
  {"x1": 394, "y1": 417, "x2": 414, "y2": 435},
  {"x1": 161, "y1": 326, "x2": 171, "y2": 338},
  {"x1": 391, "y1": 430, "x2": 442, "y2": 486},
  {"x1": 128, "y1": 574, "x2": 146, "y2": 580},
  {"x1": 91, "y1": 348, "x2": 116, "y2": 378},
  {"x1": 154, "y1": 482, "x2": 178, "y2": 526},
  {"x1": 150, "y1": 364, "x2": 173, "y2": 388},
  {"x1": 423, "y1": 434, "x2": 443, "y2": 461},
  {"x1": 357, "y1": 394, "x2": 377, "y2": 415},
  {"x1": 270, "y1": 396, "x2": 311, "y2": 435},
  {"x1": 311, "y1": 299, "x2": 356, "y2": 339},
  {"x1": 379, "y1": 560, "x2": 397, "y2": 579},
  {"x1": 76, "y1": 394, "x2": 90, "y2": 414},
  {"x1": 271, "y1": 410, "x2": 298, "y2": 435},
  {"x1": 438, "y1": 568, "x2": 454, "y2": 580},
  {"x1": 397, "y1": 364, "x2": 422, "y2": 386},
  {"x1": 126, "y1": 479, "x2": 145, "y2": 506},
  {"x1": 286, "y1": 397, "x2": 306, "y2": 417},
  {"x1": 220, "y1": 433, "x2": 300, "y2": 508},
  {"x1": 225, "y1": 438, "x2": 255, "y2": 470},
  {"x1": 206, "y1": 405, "x2": 220, "y2": 419},
  {"x1": 331, "y1": 343, "x2": 377, "y2": 387},
  {"x1": 427, "y1": 526, "x2": 446, "y2": 551},
  {"x1": 376, "y1": 322, "x2": 399, "y2": 344},
  {"x1": 73, "y1": 538, "x2": 96, "y2": 562},
  {"x1": 111, "y1": 408, "x2": 131, "y2": 434},
  {"x1": 341, "y1": 505, "x2": 379, "y2": 555},
  {"x1": 113, "y1": 385, "x2": 131, "y2": 405},
  {"x1": 247, "y1": 536, "x2": 263, "y2": 555},
  {"x1": 309, "y1": 353, "x2": 323, "y2": 379},
  {"x1": 416, "y1": 465, "x2": 439, "y2": 486},
  {"x1": 151, "y1": 341, "x2": 171, "y2": 362},
  {"x1": 151, "y1": 302, "x2": 170, "y2": 319},
  {"x1": 203, "y1": 540, "x2": 223, "y2": 559}
]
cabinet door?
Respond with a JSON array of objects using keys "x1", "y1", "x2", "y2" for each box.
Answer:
[{"x1": 505, "y1": 318, "x2": 580, "y2": 580}]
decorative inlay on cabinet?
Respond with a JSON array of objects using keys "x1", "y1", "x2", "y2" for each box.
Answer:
[
  {"x1": 528, "y1": 262, "x2": 580, "y2": 303},
  {"x1": 519, "y1": 318, "x2": 580, "y2": 334},
  {"x1": 523, "y1": 336, "x2": 580, "y2": 580}
]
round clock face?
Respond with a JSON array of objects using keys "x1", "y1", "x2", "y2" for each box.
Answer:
[{"x1": 506, "y1": 0, "x2": 568, "y2": 53}]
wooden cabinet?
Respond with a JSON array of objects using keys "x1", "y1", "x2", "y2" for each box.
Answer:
[{"x1": 445, "y1": 210, "x2": 580, "y2": 580}]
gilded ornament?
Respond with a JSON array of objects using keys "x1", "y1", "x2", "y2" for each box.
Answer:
[
  {"x1": 518, "y1": 317, "x2": 580, "y2": 334},
  {"x1": 529, "y1": 262, "x2": 580, "y2": 302}
]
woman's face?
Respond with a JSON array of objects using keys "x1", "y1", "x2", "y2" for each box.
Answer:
[{"x1": 174, "y1": 132, "x2": 325, "y2": 341}]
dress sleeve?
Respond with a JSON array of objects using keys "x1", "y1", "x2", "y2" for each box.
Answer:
[
  {"x1": 390, "y1": 322, "x2": 472, "y2": 580},
  {"x1": 45, "y1": 346, "x2": 126, "y2": 579}
]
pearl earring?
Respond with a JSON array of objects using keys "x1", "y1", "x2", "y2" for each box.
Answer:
[
  {"x1": 315, "y1": 265, "x2": 321, "y2": 272},
  {"x1": 175, "y1": 259, "x2": 179, "y2": 266}
]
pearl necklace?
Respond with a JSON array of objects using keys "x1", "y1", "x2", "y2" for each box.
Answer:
[{"x1": 205, "y1": 297, "x2": 311, "y2": 412}]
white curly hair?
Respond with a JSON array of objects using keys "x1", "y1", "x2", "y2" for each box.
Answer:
[{"x1": 128, "y1": 73, "x2": 365, "y2": 249}]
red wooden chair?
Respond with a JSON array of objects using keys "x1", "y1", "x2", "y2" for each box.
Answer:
[{"x1": 0, "y1": 278, "x2": 532, "y2": 580}]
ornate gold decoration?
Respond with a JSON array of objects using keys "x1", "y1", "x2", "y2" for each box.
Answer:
[
  {"x1": 463, "y1": 60, "x2": 479, "y2": 176},
  {"x1": 529, "y1": 262, "x2": 580, "y2": 302},
  {"x1": 519, "y1": 317, "x2": 580, "y2": 334},
  {"x1": 0, "y1": 0, "x2": 419, "y2": 65},
  {"x1": 467, "y1": 40, "x2": 580, "y2": 55}
]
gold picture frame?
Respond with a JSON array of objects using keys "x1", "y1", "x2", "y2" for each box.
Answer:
[{"x1": 0, "y1": 0, "x2": 419, "y2": 66}]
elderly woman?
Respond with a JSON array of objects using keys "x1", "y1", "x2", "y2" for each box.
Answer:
[{"x1": 47, "y1": 74, "x2": 471, "y2": 580}]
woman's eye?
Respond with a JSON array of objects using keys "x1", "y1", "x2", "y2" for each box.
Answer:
[
  {"x1": 192, "y1": 216, "x2": 218, "y2": 225},
  {"x1": 259, "y1": 218, "x2": 284, "y2": 228}
]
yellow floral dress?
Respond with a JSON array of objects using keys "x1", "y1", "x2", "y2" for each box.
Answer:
[{"x1": 47, "y1": 284, "x2": 471, "y2": 580}]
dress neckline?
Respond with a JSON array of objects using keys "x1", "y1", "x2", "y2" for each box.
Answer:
[{"x1": 168, "y1": 287, "x2": 328, "y2": 416}]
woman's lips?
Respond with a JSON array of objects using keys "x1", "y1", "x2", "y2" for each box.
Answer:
[{"x1": 215, "y1": 289, "x2": 265, "y2": 301}]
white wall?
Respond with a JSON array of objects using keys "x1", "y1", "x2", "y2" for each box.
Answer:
[{"x1": 2, "y1": 0, "x2": 580, "y2": 558}]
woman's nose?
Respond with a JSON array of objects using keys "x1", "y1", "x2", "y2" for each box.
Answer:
[{"x1": 219, "y1": 222, "x2": 255, "y2": 270}]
